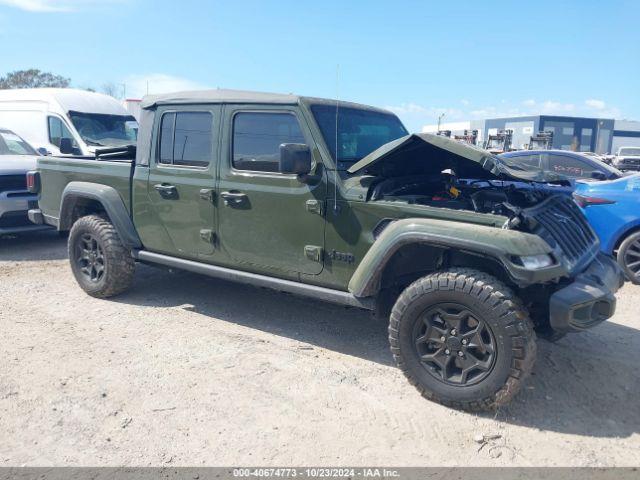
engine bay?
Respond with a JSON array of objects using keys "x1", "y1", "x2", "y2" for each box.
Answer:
[{"x1": 369, "y1": 172, "x2": 565, "y2": 218}]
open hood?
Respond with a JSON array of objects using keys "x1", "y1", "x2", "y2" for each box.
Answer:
[{"x1": 347, "y1": 133, "x2": 569, "y2": 183}]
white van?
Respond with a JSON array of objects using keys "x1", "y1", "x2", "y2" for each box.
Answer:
[{"x1": 0, "y1": 88, "x2": 138, "y2": 156}]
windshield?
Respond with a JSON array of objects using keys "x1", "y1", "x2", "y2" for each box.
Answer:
[
  {"x1": 494, "y1": 153, "x2": 549, "y2": 172},
  {"x1": 619, "y1": 148, "x2": 640, "y2": 156},
  {"x1": 68, "y1": 110, "x2": 138, "y2": 147},
  {"x1": 310, "y1": 104, "x2": 408, "y2": 169},
  {"x1": 0, "y1": 129, "x2": 38, "y2": 155},
  {"x1": 595, "y1": 159, "x2": 624, "y2": 177}
]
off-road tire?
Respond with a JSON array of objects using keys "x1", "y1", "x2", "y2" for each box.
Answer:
[
  {"x1": 388, "y1": 268, "x2": 536, "y2": 411},
  {"x1": 617, "y1": 231, "x2": 640, "y2": 285},
  {"x1": 68, "y1": 215, "x2": 135, "y2": 298}
]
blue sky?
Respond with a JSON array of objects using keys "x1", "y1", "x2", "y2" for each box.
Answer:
[{"x1": 1, "y1": 0, "x2": 638, "y2": 131}]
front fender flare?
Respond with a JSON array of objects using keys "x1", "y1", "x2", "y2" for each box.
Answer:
[
  {"x1": 59, "y1": 181, "x2": 142, "y2": 249},
  {"x1": 348, "y1": 218, "x2": 562, "y2": 297}
]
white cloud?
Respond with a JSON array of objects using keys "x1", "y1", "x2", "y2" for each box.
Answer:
[
  {"x1": 123, "y1": 73, "x2": 209, "y2": 99},
  {"x1": 384, "y1": 103, "x2": 466, "y2": 119},
  {"x1": 0, "y1": 0, "x2": 125, "y2": 12},
  {"x1": 585, "y1": 99, "x2": 606, "y2": 110},
  {"x1": 583, "y1": 98, "x2": 620, "y2": 117},
  {"x1": 384, "y1": 103, "x2": 468, "y2": 132},
  {"x1": 0, "y1": 0, "x2": 63, "y2": 11},
  {"x1": 538, "y1": 100, "x2": 576, "y2": 114},
  {"x1": 468, "y1": 105, "x2": 525, "y2": 119}
]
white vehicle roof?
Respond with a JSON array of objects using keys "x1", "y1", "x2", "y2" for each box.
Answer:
[
  {"x1": 618, "y1": 146, "x2": 640, "y2": 154},
  {"x1": 0, "y1": 88, "x2": 131, "y2": 116}
]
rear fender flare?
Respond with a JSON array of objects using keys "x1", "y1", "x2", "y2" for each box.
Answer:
[{"x1": 59, "y1": 181, "x2": 142, "y2": 249}]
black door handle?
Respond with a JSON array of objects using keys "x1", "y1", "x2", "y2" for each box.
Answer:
[
  {"x1": 154, "y1": 183, "x2": 178, "y2": 199},
  {"x1": 220, "y1": 191, "x2": 248, "y2": 206}
]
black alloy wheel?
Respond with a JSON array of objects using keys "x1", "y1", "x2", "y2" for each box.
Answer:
[
  {"x1": 388, "y1": 268, "x2": 537, "y2": 411},
  {"x1": 413, "y1": 303, "x2": 496, "y2": 386},
  {"x1": 68, "y1": 215, "x2": 135, "y2": 298},
  {"x1": 75, "y1": 233, "x2": 106, "y2": 283}
]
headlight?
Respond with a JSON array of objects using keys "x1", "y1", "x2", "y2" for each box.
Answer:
[{"x1": 519, "y1": 254, "x2": 554, "y2": 269}]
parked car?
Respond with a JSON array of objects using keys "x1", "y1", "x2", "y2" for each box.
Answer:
[
  {"x1": 612, "y1": 146, "x2": 640, "y2": 171},
  {"x1": 0, "y1": 88, "x2": 138, "y2": 156},
  {"x1": 28, "y1": 89, "x2": 624, "y2": 411},
  {"x1": 499, "y1": 149, "x2": 623, "y2": 181},
  {"x1": 0, "y1": 128, "x2": 49, "y2": 235},
  {"x1": 574, "y1": 174, "x2": 640, "y2": 284}
]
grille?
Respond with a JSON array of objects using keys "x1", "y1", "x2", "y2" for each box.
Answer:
[
  {"x1": 525, "y1": 195, "x2": 598, "y2": 268},
  {"x1": 0, "y1": 175, "x2": 27, "y2": 193}
]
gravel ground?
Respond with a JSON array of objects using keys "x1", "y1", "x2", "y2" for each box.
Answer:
[{"x1": 1, "y1": 230, "x2": 639, "y2": 467}]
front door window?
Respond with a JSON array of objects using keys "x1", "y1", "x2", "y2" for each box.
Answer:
[
  {"x1": 232, "y1": 112, "x2": 306, "y2": 172},
  {"x1": 47, "y1": 116, "x2": 78, "y2": 151}
]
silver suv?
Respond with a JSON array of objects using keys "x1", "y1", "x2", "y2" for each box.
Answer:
[{"x1": 0, "y1": 128, "x2": 49, "y2": 235}]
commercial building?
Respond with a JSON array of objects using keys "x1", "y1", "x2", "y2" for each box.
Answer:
[
  {"x1": 122, "y1": 98, "x2": 141, "y2": 121},
  {"x1": 423, "y1": 115, "x2": 640, "y2": 154}
]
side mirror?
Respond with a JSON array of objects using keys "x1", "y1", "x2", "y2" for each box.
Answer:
[
  {"x1": 36, "y1": 147, "x2": 49, "y2": 156},
  {"x1": 59, "y1": 137, "x2": 74, "y2": 155},
  {"x1": 279, "y1": 143, "x2": 312, "y2": 175},
  {"x1": 591, "y1": 171, "x2": 607, "y2": 181}
]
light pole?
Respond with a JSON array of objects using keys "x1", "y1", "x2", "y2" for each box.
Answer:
[{"x1": 437, "y1": 112, "x2": 446, "y2": 131}]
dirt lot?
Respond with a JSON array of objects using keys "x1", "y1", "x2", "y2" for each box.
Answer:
[{"x1": 1, "y1": 230, "x2": 639, "y2": 467}]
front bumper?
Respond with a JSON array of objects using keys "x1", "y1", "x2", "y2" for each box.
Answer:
[
  {"x1": 615, "y1": 162, "x2": 640, "y2": 171},
  {"x1": 549, "y1": 253, "x2": 625, "y2": 333}
]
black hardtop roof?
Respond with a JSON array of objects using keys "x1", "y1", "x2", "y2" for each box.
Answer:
[{"x1": 140, "y1": 88, "x2": 393, "y2": 114}]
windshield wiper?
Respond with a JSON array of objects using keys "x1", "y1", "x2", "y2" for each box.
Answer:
[{"x1": 84, "y1": 139, "x2": 105, "y2": 146}]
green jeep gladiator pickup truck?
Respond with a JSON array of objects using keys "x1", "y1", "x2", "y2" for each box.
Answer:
[{"x1": 27, "y1": 90, "x2": 624, "y2": 411}]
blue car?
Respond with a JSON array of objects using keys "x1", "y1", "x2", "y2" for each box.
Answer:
[{"x1": 574, "y1": 174, "x2": 640, "y2": 284}]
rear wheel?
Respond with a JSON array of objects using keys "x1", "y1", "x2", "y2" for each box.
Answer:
[
  {"x1": 617, "y1": 231, "x2": 640, "y2": 285},
  {"x1": 68, "y1": 215, "x2": 135, "y2": 298},
  {"x1": 388, "y1": 268, "x2": 536, "y2": 411}
]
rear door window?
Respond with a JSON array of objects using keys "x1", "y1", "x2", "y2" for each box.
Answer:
[
  {"x1": 548, "y1": 154, "x2": 594, "y2": 178},
  {"x1": 157, "y1": 111, "x2": 213, "y2": 168}
]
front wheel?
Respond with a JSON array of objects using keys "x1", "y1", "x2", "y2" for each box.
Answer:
[
  {"x1": 617, "y1": 231, "x2": 640, "y2": 285},
  {"x1": 68, "y1": 215, "x2": 135, "y2": 298},
  {"x1": 388, "y1": 268, "x2": 536, "y2": 411}
]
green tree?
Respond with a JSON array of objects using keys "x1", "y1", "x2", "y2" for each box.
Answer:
[{"x1": 0, "y1": 69, "x2": 71, "y2": 89}]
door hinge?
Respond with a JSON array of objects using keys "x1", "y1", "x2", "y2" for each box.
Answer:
[
  {"x1": 200, "y1": 229, "x2": 217, "y2": 245},
  {"x1": 199, "y1": 188, "x2": 215, "y2": 203},
  {"x1": 304, "y1": 245, "x2": 323, "y2": 262},
  {"x1": 305, "y1": 199, "x2": 324, "y2": 216}
]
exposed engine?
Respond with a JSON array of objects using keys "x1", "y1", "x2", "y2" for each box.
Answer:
[{"x1": 369, "y1": 171, "x2": 561, "y2": 218}]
